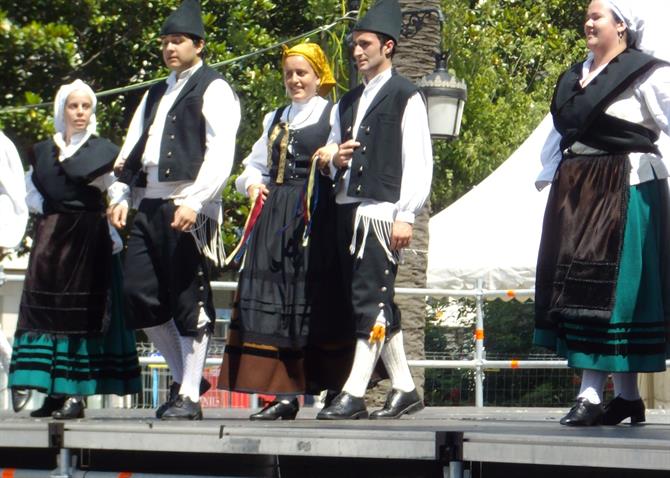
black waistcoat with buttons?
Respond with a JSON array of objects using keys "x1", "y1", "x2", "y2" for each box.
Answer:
[
  {"x1": 30, "y1": 137, "x2": 119, "y2": 214},
  {"x1": 268, "y1": 102, "x2": 334, "y2": 182},
  {"x1": 338, "y1": 71, "x2": 418, "y2": 203},
  {"x1": 119, "y1": 64, "x2": 224, "y2": 186}
]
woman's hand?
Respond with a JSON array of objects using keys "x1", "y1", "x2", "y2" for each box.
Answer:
[
  {"x1": 312, "y1": 143, "x2": 339, "y2": 173},
  {"x1": 247, "y1": 183, "x2": 269, "y2": 202}
]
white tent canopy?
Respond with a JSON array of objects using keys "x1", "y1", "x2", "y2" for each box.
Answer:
[
  {"x1": 427, "y1": 114, "x2": 670, "y2": 293},
  {"x1": 427, "y1": 114, "x2": 553, "y2": 292}
]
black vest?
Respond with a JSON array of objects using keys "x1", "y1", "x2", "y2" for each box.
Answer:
[
  {"x1": 30, "y1": 137, "x2": 119, "y2": 214},
  {"x1": 552, "y1": 49, "x2": 667, "y2": 154},
  {"x1": 339, "y1": 71, "x2": 418, "y2": 203},
  {"x1": 120, "y1": 64, "x2": 224, "y2": 185},
  {"x1": 268, "y1": 102, "x2": 334, "y2": 182}
]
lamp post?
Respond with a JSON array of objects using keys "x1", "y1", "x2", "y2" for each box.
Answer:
[{"x1": 401, "y1": 7, "x2": 467, "y2": 140}]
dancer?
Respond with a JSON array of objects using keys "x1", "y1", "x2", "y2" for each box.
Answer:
[
  {"x1": 9, "y1": 79, "x2": 141, "y2": 419},
  {"x1": 314, "y1": 0, "x2": 433, "y2": 420},
  {"x1": 0, "y1": 130, "x2": 29, "y2": 412},
  {"x1": 108, "y1": 0, "x2": 240, "y2": 420},
  {"x1": 535, "y1": 0, "x2": 670, "y2": 426},
  {"x1": 218, "y1": 43, "x2": 353, "y2": 420}
]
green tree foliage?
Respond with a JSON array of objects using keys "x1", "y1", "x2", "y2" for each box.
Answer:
[
  {"x1": 0, "y1": 0, "x2": 351, "y2": 252},
  {"x1": 436, "y1": 0, "x2": 587, "y2": 211},
  {"x1": 0, "y1": 0, "x2": 591, "y2": 239}
]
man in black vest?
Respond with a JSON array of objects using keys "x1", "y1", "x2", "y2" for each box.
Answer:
[
  {"x1": 108, "y1": 0, "x2": 240, "y2": 420},
  {"x1": 315, "y1": 0, "x2": 433, "y2": 420}
]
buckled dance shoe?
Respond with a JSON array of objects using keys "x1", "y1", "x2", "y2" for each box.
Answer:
[
  {"x1": 156, "y1": 378, "x2": 211, "y2": 419},
  {"x1": 560, "y1": 397, "x2": 604, "y2": 426},
  {"x1": 52, "y1": 397, "x2": 85, "y2": 420},
  {"x1": 161, "y1": 395, "x2": 203, "y2": 420},
  {"x1": 250, "y1": 398, "x2": 299, "y2": 421},
  {"x1": 11, "y1": 388, "x2": 32, "y2": 413},
  {"x1": 316, "y1": 392, "x2": 368, "y2": 420},
  {"x1": 369, "y1": 389, "x2": 424, "y2": 419},
  {"x1": 602, "y1": 396, "x2": 646, "y2": 425},
  {"x1": 30, "y1": 396, "x2": 66, "y2": 418}
]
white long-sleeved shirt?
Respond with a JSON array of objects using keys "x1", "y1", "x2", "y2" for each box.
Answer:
[
  {"x1": 536, "y1": 59, "x2": 670, "y2": 190},
  {"x1": 235, "y1": 95, "x2": 335, "y2": 196},
  {"x1": 0, "y1": 131, "x2": 28, "y2": 248},
  {"x1": 109, "y1": 60, "x2": 240, "y2": 221},
  {"x1": 326, "y1": 67, "x2": 433, "y2": 224}
]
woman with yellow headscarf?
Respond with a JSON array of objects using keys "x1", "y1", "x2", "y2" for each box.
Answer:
[{"x1": 218, "y1": 43, "x2": 354, "y2": 420}]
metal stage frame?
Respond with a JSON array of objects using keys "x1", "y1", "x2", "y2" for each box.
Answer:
[{"x1": 1, "y1": 407, "x2": 670, "y2": 478}]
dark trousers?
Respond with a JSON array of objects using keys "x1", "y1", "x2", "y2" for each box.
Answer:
[
  {"x1": 122, "y1": 198, "x2": 215, "y2": 336},
  {"x1": 336, "y1": 203, "x2": 401, "y2": 339}
]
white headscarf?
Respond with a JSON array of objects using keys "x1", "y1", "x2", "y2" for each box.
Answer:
[
  {"x1": 53, "y1": 79, "x2": 97, "y2": 137},
  {"x1": 605, "y1": 0, "x2": 670, "y2": 61}
]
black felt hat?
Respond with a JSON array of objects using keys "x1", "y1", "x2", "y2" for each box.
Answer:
[
  {"x1": 160, "y1": 0, "x2": 206, "y2": 39},
  {"x1": 353, "y1": 0, "x2": 402, "y2": 44}
]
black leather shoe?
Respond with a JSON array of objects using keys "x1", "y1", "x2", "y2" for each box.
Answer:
[
  {"x1": 52, "y1": 397, "x2": 85, "y2": 420},
  {"x1": 602, "y1": 396, "x2": 646, "y2": 425},
  {"x1": 316, "y1": 392, "x2": 368, "y2": 420},
  {"x1": 155, "y1": 378, "x2": 211, "y2": 419},
  {"x1": 30, "y1": 395, "x2": 66, "y2": 418},
  {"x1": 369, "y1": 389, "x2": 424, "y2": 419},
  {"x1": 323, "y1": 390, "x2": 339, "y2": 409},
  {"x1": 560, "y1": 397, "x2": 604, "y2": 426},
  {"x1": 250, "y1": 398, "x2": 299, "y2": 421},
  {"x1": 161, "y1": 395, "x2": 203, "y2": 420},
  {"x1": 11, "y1": 388, "x2": 32, "y2": 412}
]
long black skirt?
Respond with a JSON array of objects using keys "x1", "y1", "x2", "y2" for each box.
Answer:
[
  {"x1": 219, "y1": 176, "x2": 356, "y2": 395},
  {"x1": 18, "y1": 211, "x2": 112, "y2": 335}
]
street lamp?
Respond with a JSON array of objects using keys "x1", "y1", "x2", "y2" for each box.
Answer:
[
  {"x1": 416, "y1": 51, "x2": 467, "y2": 140},
  {"x1": 401, "y1": 8, "x2": 467, "y2": 140}
]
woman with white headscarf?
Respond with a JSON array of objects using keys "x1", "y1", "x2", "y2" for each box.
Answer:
[
  {"x1": 534, "y1": 0, "x2": 670, "y2": 426},
  {"x1": 8, "y1": 79, "x2": 141, "y2": 419}
]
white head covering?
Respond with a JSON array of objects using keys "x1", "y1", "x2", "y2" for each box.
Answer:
[
  {"x1": 53, "y1": 79, "x2": 97, "y2": 136},
  {"x1": 605, "y1": 0, "x2": 670, "y2": 61}
]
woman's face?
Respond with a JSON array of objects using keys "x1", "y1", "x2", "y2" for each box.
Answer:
[
  {"x1": 283, "y1": 55, "x2": 320, "y2": 103},
  {"x1": 64, "y1": 89, "x2": 93, "y2": 137},
  {"x1": 584, "y1": 0, "x2": 626, "y2": 55}
]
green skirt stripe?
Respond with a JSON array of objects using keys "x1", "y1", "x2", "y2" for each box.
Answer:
[
  {"x1": 9, "y1": 256, "x2": 142, "y2": 396},
  {"x1": 534, "y1": 181, "x2": 669, "y2": 372}
]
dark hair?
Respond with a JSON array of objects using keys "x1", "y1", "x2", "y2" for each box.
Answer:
[
  {"x1": 186, "y1": 33, "x2": 206, "y2": 59},
  {"x1": 376, "y1": 33, "x2": 397, "y2": 59}
]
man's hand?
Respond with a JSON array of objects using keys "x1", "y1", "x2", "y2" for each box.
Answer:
[
  {"x1": 113, "y1": 157, "x2": 125, "y2": 177},
  {"x1": 333, "y1": 139, "x2": 360, "y2": 169},
  {"x1": 171, "y1": 205, "x2": 197, "y2": 232},
  {"x1": 247, "y1": 183, "x2": 269, "y2": 202},
  {"x1": 390, "y1": 221, "x2": 413, "y2": 251},
  {"x1": 107, "y1": 203, "x2": 129, "y2": 229}
]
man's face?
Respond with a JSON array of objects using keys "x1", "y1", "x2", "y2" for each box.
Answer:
[
  {"x1": 161, "y1": 33, "x2": 203, "y2": 73},
  {"x1": 351, "y1": 31, "x2": 393, "y2": 79}
]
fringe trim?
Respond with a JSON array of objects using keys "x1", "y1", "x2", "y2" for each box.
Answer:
[
  {"x1": 348, "y1": 211, "x2": 396, "y2": 264},
  {"x1": 190, "y1": 214, "x2": 226, "y2": 267}
]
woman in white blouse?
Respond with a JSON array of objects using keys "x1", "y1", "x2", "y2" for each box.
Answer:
[
  {"x1": 9, "y1": 80, "x2": 140, "y2": 419},
  {"x1": 534, "y1": 0, "x2": 670, "y2": 426},
  {"x1": 218, "y1": 43, "x2": 353, "y2": 420}
]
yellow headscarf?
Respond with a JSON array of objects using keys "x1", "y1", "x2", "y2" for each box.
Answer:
[{"x1": 281, "y1": 43, "x2": 336, "y2": 97}]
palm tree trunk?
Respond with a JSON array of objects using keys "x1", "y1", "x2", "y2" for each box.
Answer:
[{"x1": 366, "y1": 0, "x2": 440, "y2": 406}]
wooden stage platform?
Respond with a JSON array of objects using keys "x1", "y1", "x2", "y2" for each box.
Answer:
[{"x1": 1, "y1": 407, "x2": 669, "y2": 477}]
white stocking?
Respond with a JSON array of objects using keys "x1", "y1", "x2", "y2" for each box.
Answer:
[
  {"x1": 380, "y1": 331, "x2": 415, "y2": 393},
  {"x1": 577, "y1": 369, "x2": 608, "y2": 404},
  {"x1": 144, "y1": 320, "x2": 184, "y2": 383},
  {"x1": 179, "y1": 327, "x2": 210, "y2": 402},
  {"x1": 341, "y1": 338, "x2": 383, "y2": 398},
  {"x1": 612, "y1": 372, "x2": 640, "y2": 401}
]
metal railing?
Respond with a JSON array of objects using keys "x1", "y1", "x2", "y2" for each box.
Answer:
[{"x1": 5, "y1": 273, "x2": 661, "y2": 408}]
